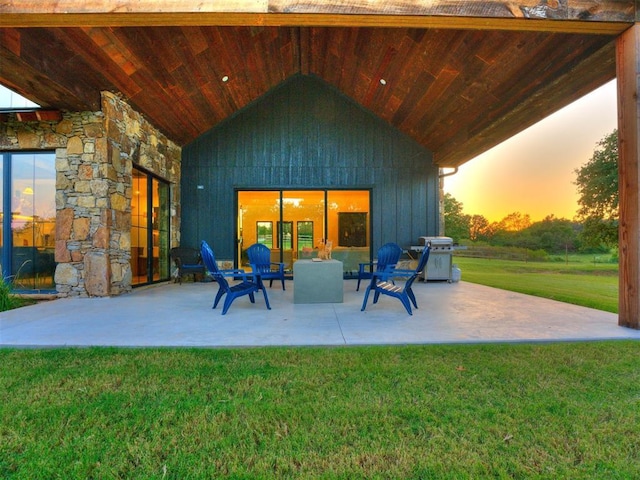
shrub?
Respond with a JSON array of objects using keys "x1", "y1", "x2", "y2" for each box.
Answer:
[
  {"x1": 527, "y1": 249, "x2": 549, "y2": 261},
  {"x1": 455, "y1": 245, "x2": 549, "y2": 262},
  {"x1": 0, "y1": 277, "x2": 20, "y2": 312}
]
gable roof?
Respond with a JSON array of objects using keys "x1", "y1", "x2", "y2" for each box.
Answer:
[{"x1": 0, "y1": 9, "x2": 630, "y2": 166}]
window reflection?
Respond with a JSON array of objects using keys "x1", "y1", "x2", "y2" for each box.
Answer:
[
  {"x1": 131, "y1": 168, "x2": 170, "y2": 285},
  {"x1": 256, "y1": 221, "x2": 273, "y2": 247},
  {"x1": 237, "y1": 190, "x2": 370, "y2": 277},
  {"x1": 3, "y1": 152, "x2": 56, "y2": 290}
]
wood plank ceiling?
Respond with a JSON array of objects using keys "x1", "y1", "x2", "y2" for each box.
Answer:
[{"x1": 0, "y1": 25, "x2": 619, "y2": 167}]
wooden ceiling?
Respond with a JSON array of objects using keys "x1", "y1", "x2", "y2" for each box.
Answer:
[{"x1": 0, "y1": 24, "x2": 622, "y2": 166}]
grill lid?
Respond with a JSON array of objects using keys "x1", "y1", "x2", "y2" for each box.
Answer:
[{"x1": 418, "y1": 236, "x2": 453, "y2": 246}]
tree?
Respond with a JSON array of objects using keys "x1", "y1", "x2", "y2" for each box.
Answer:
[
  {"x1": 469, "y1": 214, "x2": 491, "y2": 242},
  {"x1": 488, "y1": 212, "x2": 531, "y2": 246},
  {"x1": 520, "y1": 215, "x2": 579, "y2": 254},
  {"x1": 443, "y1": 193, "x2": 470, "y2": 242},
  {"x1": 496, "y1": 212, "x2": 532, "y2": 232},
  {"x1": 574, "y1": 130, "x2": 618, "y2": 248}
]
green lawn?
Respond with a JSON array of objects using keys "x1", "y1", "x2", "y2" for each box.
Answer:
[
  {"x1": 2, "y1": 343, "x2": 640, "y2": 479},
  {"x1": 453, "y1": 256, "x2": 619, "y2": 313}
]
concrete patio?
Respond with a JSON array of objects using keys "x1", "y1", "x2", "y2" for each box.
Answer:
[{"x1": 1, "y1": 280, "x2": 639, "y2": 348}]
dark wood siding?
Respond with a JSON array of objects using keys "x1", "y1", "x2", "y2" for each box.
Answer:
[{"x1": 181, "y1": 74, "x2": 439, "y2": 261}]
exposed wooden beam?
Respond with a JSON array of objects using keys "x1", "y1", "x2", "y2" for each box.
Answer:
[
  {"x1": 2, "y1": 0, "x2": 635, "y2": 37},
  {"x1": 616, "y1": 23, "x2": 640, "y2": 329},
  {"x1": 0, "y1": 12, "x2": 632, "y2": 36},
  {"x1": 1, "y1": 0, "x2": 634, "y2": 21},
  {"x1": 271, "y1": 0, "x2": 636, "y2": 20}
]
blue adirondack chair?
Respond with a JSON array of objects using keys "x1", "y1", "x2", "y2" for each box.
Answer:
[
  {"x1": 356, "y1": 242, "x2": 403, "y2": 291},
  {"x1": 361, "y1": 244, "x2": 431, "y2": 315},
  {"x1": 246, "y1": 243, "x2": 286, "y2": 290},
  {"x1": 200, "y1": 241, "x2": 271, "y2": 315}
]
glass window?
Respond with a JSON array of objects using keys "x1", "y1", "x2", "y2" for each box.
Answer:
[
  {"x1": 0, "y1": 156, "x2": 3, "y2": 255},
  {"x1": 237, "y1": 191, "x2": 280, "y2": 267},
  {"x1": 327, "y1": 190, "x2": 370, "y2": 247},
  {"x1": 256, "y1": 221, "x2": 273, "y2": 247},
  {"x1": 278, "y1": 221, "x2": 293, "y2": 250},
  {"x1": 131, "y1": 170, "x2": 148, "y2": 283},
  {"x1": 297, "y1": 221, "x2": 314, "y2": 252},
  {"x1": 283, "y1": 190, "x2": 325, "y2": 258},
  {"x1": 337, "y1": 213, "x2": 368, "y2": 247},
  {"x1": 152, "y1": 176, "x2": 170, "y2": 282},
  {"x1": 236, "y1": 189, "x2": 370, "y2": 277},
  {"x1": 130, "y1": 167, "x2": 170, "y2": 286},
  {"x1": 1, "y1": 152, "x2": 56, "y2": 291}
]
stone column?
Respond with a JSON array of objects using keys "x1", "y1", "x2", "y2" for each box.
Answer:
[{"x1": 54, "y1": 112, "x2": 115, "y2": 296}]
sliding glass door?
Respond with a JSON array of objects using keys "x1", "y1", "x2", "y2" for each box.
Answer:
[
  {"x1": 131, "y1": 168, "x2": 170, "y2": 286},
  {"x1": 237, "y1": 190, "x2": 370, "y2": 277}
]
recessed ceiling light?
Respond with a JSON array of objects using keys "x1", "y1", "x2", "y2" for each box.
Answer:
[
  {"x1": 379, "y1": 78, "x2": 387, "y2": 85},
  {"x1": 222, "y1": 76, "x2": 229, "y2": 83}
]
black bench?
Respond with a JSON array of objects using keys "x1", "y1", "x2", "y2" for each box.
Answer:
[{"x1": 170, "y1": 247, "x2": 207, "y2": 284}]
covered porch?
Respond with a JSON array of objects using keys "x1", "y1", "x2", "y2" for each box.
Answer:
[
  {"x1": 1, "y1": 280, "x2": 638, "y2": 347},
  {"x1": 2, "y1": 0, "x2": 640, "y2": 330}
]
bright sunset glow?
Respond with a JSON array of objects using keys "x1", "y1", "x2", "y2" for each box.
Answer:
[{"x1": 444, "y1": 80, "x2": 618, "y2": 223}]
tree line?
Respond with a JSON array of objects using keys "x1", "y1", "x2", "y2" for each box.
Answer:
[{"x1": 444, "y1": 130, "x2": 618, "y2": 257}]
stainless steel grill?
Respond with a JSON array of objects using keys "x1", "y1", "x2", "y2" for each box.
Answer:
[{"x1": 409, "y1": 236, "x2": 453, "y2": 282}]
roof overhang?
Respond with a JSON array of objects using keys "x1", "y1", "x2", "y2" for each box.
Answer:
[{"x1": 0, "y1": 0, "x2": 634, "y2": 167}]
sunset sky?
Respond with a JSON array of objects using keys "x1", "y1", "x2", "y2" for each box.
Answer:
[{"x1": 443, "y1": 80, "x2": 618, "y2": 222}]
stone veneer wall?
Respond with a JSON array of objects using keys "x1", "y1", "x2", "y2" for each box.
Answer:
[
  {"x1": 0, "y1": 91, "x2": 181, "y2": 297},
  {"x1": 101, "y1": 92, "x2": 182, "y2": 295}
]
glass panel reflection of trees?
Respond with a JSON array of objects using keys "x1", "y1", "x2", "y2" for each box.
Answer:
[
  {"x1": 278, "y1": 221, "x2": 293, "y2": 250},
  {"x1": 237, "y1": 190, "x2": 370, "y2": 276},
  {"x1": 297, "y1": 221, "x2": 313, "y2": 252},
  {"x1": 256, "y1": 221, "x2": 273, "y2": 248},
  {"x1": 1, "y1": 152, "x2": 56, "y2": 290}
]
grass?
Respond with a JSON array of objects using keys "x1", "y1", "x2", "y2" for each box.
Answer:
[
  {"x1": 0, "y1": 273, "x2": 40, "y2": 312},
  {"x1": 453, "y1": 256, "x2": 619, "y2": 313},
  {"x1": 1, "y1": 343, "x2": 640, "y2": 479},
  {"x1": 0, "y1": 277, "x2": 22, "y2": 312}
]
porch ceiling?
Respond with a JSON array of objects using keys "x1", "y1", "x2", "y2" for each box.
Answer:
[{"x1": 0, "y1": 24, "x2": 622, "y2": 167}]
